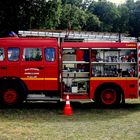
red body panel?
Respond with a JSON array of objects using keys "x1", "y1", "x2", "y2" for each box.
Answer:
[
  {"x1": 90, "y1": 78, "x2": 138, "y2": 99},
  {"x1": 61, "y1": 42, "x2": 137, "y2": 49}
]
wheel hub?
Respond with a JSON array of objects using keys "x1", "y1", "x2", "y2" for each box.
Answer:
[
  {"x1": 3, "y1": 89, "x2": 17, "y2": 104},
  {"x1": 101, "y1": 89, "x2": 116, "y2": 105}
]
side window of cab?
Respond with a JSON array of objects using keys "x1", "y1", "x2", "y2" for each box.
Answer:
[
  {"x1": 0, "y1": 48, "x2": 4, "y2": 61},
  {"x1": 23, "y1": 48, "x2": 42, "y2": 61},
  {"x1": 8, "y1": 48, "x2": 20, "y2": 61},
  {"x1": 45, "y1": 48, "x2": 55, "y2": 62}
]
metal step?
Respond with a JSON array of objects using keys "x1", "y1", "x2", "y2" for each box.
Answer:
[{"x1": 26, "y1": 94, "x2": 60, "y2": 101}]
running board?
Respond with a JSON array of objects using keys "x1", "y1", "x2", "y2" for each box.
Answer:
[
  {"x1": 26, "y1": 94, "x2": 92, "y2": 102},
  {"x1": 26, "y1": 94, "x2": 60, "y2": 101}
]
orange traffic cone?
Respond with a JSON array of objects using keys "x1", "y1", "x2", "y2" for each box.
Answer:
[{"x1": 64, "y1": 95, "x2": 73, "y2": 116}]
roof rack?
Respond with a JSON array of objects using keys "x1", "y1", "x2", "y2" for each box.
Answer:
[{"x1": 18, "y1": 30, "x2": 136, "y2": 42}]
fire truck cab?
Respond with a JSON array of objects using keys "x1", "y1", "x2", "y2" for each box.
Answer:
[
  {"x1": 0, "y1": 38, "x2": 59, "y2": 105},
  {"x1": 0, "y1": 37, "x2": 139, "y2": 106}
]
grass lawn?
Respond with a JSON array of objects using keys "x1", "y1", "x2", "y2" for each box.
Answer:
[{"x1": 0, "y1": 99, "x2": 140, "y2": 140}]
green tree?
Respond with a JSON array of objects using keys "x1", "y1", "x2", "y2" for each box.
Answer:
[
  {"x1": 81, "y1": 0, "x2": 93, "y2": 10},
  {"x1": 61, "y1": 0, "x2": 82, "y2": 7},
  {"x1": 116, "y1": 5, "x2": 129, "y2": 33},
  {"x1": 0, "y1": 0, "x2": 139, "y2": 37},
  {"x1": 59, "y1": 4, "x2": 87, "y2": 30},
  {"x1": 85, "y1": 13, "x2": 101, "y2": 31},
  {"x1": 126, "y1": 0, "x2": 135, "y2": 10},
  {"x1": 88, "y1": 0, "x2": 120, "y2": 32},
  {"x1": 130, "y1": 1, "x2": 140, "y2": 37},
  {"x1": 18, "y1": 0, "x2": 47, "y2": 30},
  {"x1": 44, "y1": 0, "x2": 62, "y2": 29}
]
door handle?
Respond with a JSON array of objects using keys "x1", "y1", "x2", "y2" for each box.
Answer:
[
  {"x1": 0, "y1": 66, "x2": 7, "y2": 69},
  {"x1": 37, "y1": 67, "x2": 44, "y2": 70}
]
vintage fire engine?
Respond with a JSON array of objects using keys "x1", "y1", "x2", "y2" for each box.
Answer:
[{"x1": 0, "y1": 37, "x2": 139, "y2": 106}]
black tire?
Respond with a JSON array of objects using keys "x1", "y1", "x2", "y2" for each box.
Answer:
[
  {"x1": 0, "y1": 80, "x2": 27, "y2": 106},
  {"x1": 1, "y1": 88, "x2": 19, "y2": 106},
  {"x1": 95, "y1": 84, "x2": 121, "y2": 107}
]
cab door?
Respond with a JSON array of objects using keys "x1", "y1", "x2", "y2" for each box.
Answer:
[
  {"x1": 44, "y1": 47, "x2": 59, "y2": 91},
  {"x1": 0, "y1": 48, "x2": 7, "y2": 77},
  {"x1": 6, "y1": 47, "x2": 20, "y2": 77},
  {"x1": 21, "y1": 48, "x2": 44, "y2": 90}
]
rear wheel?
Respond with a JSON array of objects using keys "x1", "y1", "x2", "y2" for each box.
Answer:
[
  {"x1": 95, "y1": 84, "x2": 121, "y2": 107},
  {"x1": 101, "y1": 88, "x2": 117, "y2": 105}
]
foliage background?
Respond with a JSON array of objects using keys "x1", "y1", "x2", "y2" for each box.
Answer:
[{"x1": 0, "y1": 0, "x2": 140, "y2": 37}]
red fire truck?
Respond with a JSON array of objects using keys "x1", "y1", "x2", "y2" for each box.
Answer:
[{"x1": 0, "y1": 37, "x2": 139, "y2": 106}]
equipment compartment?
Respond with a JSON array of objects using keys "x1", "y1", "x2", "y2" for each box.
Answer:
[
  {"x1": 91, "y1": 49, "x2": 137, "y2": 77},
  {"x1": 62, "y1": 48, "x2": 90, "y2": 94}
]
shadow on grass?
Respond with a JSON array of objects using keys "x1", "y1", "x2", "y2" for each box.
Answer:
[
  {"x1": 1, "y1": 100, "x2": 140, "y2": 110},
  {"x1": 0, "y1": 101, "x2": 140, "y2": 121}
]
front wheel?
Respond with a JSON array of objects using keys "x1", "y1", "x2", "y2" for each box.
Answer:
[
  {"x1": 0, "y1": 81, "x2": 27, "y2": 106},
  {"x1": 95, "y1": 85, "x2": 121, "y2": 107},
  {"x1": 2, "y1": 88, "x2": 19, "y2": 105}
]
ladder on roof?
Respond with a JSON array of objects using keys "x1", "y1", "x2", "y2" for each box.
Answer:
[{"x1": 18, "y1": 30, "x2": 136, "y2": 42}]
